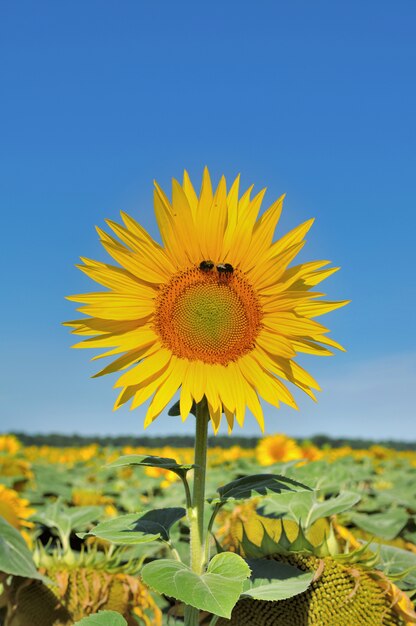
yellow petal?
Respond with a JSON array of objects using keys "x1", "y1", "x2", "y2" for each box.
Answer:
[
  {"x1": 114, "y1": 348, "x2": 172, "y2": 388},
  {"x1": 93, "y1": 345, "x2": 158, "y2": 378},
  {"x1": 203, "y1": 175, "x2": 228, "y2": 260},
  {"x1": 77, "y1": 259, "x2": 156, "y2": 294},
  {"x1": 144, "y1": 358, "x2": 188, "y2": 427},
  {"x1": 243, "y1": 380, "x2": 264, "y2": 431},
  {"x1": 210, "y1": 364, "x2": 236, "y2": 413},
  {"x1": 241, "y1": 194, "x2": 285, "y2": 272},
  {"x1": 249, "y1": 242, "x2": 305, "y2": 290},
  {"x1": 70, "y1": 293, "x2": 154, "y2": 321},
  {"x1": 294, "y1": 299, "x2": 350, "y2": 318},
  {"x1": 182, "y1": 170, "x2": 199, "y2": 216},
  {"x1": 268, "y1": 218, "x2": 315, "y2": 261},
  {"x1": 180, "y1": 379, "x2": 194, "y2": 422},
  {"x1": 264, "y1": 312, "x2": 329, "y2": 337},
  {"x1": 226, "y1": 188, "x2": 266, "y2": 263},
  {"x1": 224, "y1": 408, "x2": 235, "y2": 433},
  {"x1": 153, "y1": 182, "x2": 187, "y2": 266},
  {"x1": 188, "y1": 360, "x2": 207, "y2": 404},
  {"x1": 101, "y1": 239, "x2": 168, "y2": 284},
  {"x1": 171, "y1": 178, "x2": 200, "y2": 263},
  {"x1": 105, "y1": 219, "x2": 174, "y2": 276},
  {"x1": 222, "y1": 174, "x2": 240, "y2": 252},
  {"x1": 72, "y1": 326, "x2": 157, "y2": 351}
]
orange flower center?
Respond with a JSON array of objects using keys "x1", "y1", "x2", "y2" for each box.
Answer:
[{"x1": 154, "y1": 266, "x2": 262, "y2": 365}]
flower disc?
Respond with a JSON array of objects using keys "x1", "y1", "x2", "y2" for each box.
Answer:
[{"x1": 154, "y1": 267, "x2": 262, "y2": 365}]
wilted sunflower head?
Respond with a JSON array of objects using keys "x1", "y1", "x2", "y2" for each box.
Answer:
[{"x1": 66, "y1": 169, "x2": 348, "y2": 432}]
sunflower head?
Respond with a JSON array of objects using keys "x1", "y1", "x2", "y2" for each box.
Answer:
[
  {"x1": 1, "y1": 562, "x2": 162, "y2": 626},
  {"x1": 216, "y1": 552, "x2": 413, "y2": 626},
  {"x1": 216, "y1": 507, "x2": 416, "y2": 625},
  {"x1": 0, "y1": 484, "x2": 34, "y2": 531},
  {"x1": 66, "y1": 169, "x2": 348, "y2": 432},
  {"x1": 256, "y1": 433, "x2": 303, "y2": 466},
  {"x1": 0, "y1": 434, "x2": 21, "y2": 454}
]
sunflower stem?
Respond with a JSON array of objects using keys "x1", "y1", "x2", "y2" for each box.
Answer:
[{"x1": 184, "y1": 397, "x2": 210, "y2": 626}]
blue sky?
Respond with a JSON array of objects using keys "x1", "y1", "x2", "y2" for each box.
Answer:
[{"x1": 1, "y1": 1, "x2": 415, "y2": 439}]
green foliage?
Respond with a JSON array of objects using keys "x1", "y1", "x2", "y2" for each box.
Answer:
[
  {"x1": 215, "y1": 474, "x2": 310, "y2": 503},
  {"x1": 141, "y1": 553, "x2": 251, "y2": 618},
  {"x1": 80, "y1": 508, "x2": 185, "y2": 544},
  {"x1": 73, "y1": 611, "x2": 127, "y2": 626},
  {"x1": 349, "y1": 509, "x2": 409, "y2": 540},
  {"x1": 242, "y1": 558, "x2": 314, "y2": 600},
  {"x1": 4, "y1": 436, "x2": 416, "y2": 624},
  {"x1": 0, "y1": 517, "x2": 48, "y2": 581},
  {"x1": 106, "y1": 454, "x2": 194, "y2": 477},
  {"x1": 259, "y1": 490, "x2": 361, "y2": 530},
  {"x1": 372, "y1": 543, "x2": 416, "y2": 589}
]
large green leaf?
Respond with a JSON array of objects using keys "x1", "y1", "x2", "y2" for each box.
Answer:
[
  {"x1": 215, "y1": 474, "x2": 310, "y2": 503},
  {"x1": 349, "y1": 509, "x2": 408, "y2": 540},
  {"x1": 371, "y1": 543, "x2": 416, "y2": 589},
  {"x1": 73, "y1": 611, "x2": 127, "y2": 626},
  {"x1": 32, "y1": 465, "x2": 73, "y2": 499},
  {"x1": 32, "y1": 502, "x2": 103, "y2": 538},
  {"x1": 0, "y1": 516, "x2": 48, "y2": 581},
  {"x1": 141, "y1": 553, "x2": 251, "y2": 618},
  {"x1": 81, "y1": 508, "x2": 185, "y2": 544},
  {"x1": 106, "y1": 454, "x2": 194, "y2": 476},
  {"x1": 259, "y1": 490, "x2": 360, "y2": 529},
  {"x1": 242, "y1": 558, "x2": 314, "y2": 600}
]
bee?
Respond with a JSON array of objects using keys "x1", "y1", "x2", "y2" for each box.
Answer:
[
  {"x1": 199, "y1": 260, "x2": 215, "y2": 272},
  {"x1": 216, "y1": 263, "x2": 234, "y2": 276}
]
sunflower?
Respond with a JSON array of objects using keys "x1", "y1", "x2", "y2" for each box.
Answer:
[
  {"x1": 0, "y1": 484, "x2": 34, "y2": 547},
  {"x1": 66, "y1": 169, "x2": 348, "y2": 432},
  {"x1": 256, "y1": 433, "x2": 303, "y2": 465},
  {"x1": 0, "y1": 434, "x2": 21, "y2": 454}
]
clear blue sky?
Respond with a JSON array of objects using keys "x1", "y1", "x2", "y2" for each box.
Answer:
[{"x1": 1, "y1": 1, "x2": 415, "y2": 439}]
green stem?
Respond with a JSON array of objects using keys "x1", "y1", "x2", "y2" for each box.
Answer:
[
  {"x1": 205, "y1": 502, "x2": 223, "y2": 564},
  {"x1": 180, "y1": 473, "x2": 193, "y2": 510},
  {"x1": 184, "y1": 398, "x2": 210, "y2": 626}
]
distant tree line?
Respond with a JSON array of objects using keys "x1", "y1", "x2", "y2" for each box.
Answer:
[{"x1": 9, "y1": 431, "x2": 416, "y2": 451}]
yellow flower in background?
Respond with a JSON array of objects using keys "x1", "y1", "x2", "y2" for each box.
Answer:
[
  {"x1": 144, "y1": 465, "x2": 180, "y2": 489},
  {"x1": 0, "y1": 484, "x2": 35, "y2": 545},
  {"x1": 66, "y1": 169, "x2": 348, "y2": 432},
  {"x1": 0, "y1": 434, "x2": 21, "y2": 454},
  {"x1": 0, "y1": 457, "x2": 33, "y2": 485},
  {"x1": 256, "y1": 433, "x2": 303, "y2": 465},
  {"x1": 299, "y1": 441, "x2": 323, "y2": 462}
]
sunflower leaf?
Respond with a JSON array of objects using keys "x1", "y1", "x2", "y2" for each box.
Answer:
[
  {"x1": 214, "y1": 474, "x2": 310, "y2": 503},
  {"x1": 105, "y1": 454, "x2": 195, "y2": 477},
  {"x1": 78, "y1": 508, "x2": 185, "y2": 544},
  {"x1": 258, "y1": 490, "x2": 360, "y2": 529},
  {"x1": 31, "y1": 501, "x2": 103, "y2": 538},
  {"x1": 141, "y1": 553, "x2": 251, "y2": 618},
  {"x1": 168, "y1": 399, "x2": 197, "y2": 417},
  {"x1": 73, "y1": 611, "x2": 127, "y2": 625},
  {"x1": 371, "y1": 543, "x2": 416, "y2": 589},
  {"x1": 0, "y1": 516, "x2": 49, "y2": 582},
  {"x1": 242, "y1": 558, "x2": 314, "y2": 600},
  {"x1": 349, "y1": 509, "x2": 408, "y2": 541}
]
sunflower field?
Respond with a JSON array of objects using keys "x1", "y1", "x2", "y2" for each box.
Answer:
[{"x1": 1, "y1": 432, "x2": 416, "y2": 625}]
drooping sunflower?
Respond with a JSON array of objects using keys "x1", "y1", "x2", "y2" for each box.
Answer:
[{"x1": 65, "y1": 169, "x2": 348, "y2": 432}]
